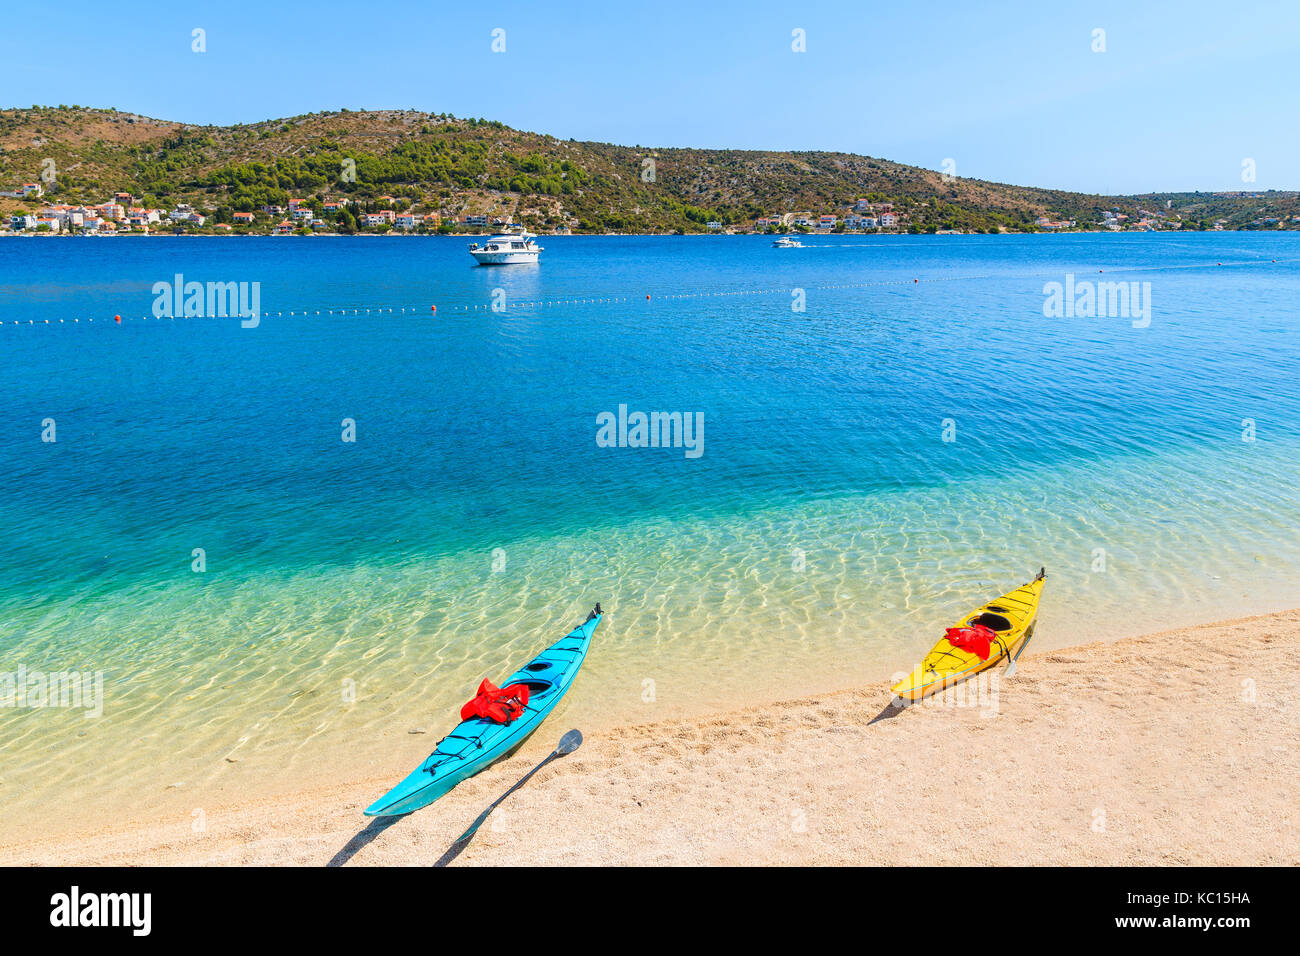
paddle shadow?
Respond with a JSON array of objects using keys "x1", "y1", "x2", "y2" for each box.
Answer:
[
  {"x1": 432, "y1": 835, "x2": 473, "y2": 868},
  {"x1": 327, "y1": 813, "x2": 409, "y2": 867},
  {"x1": 431, "y1": 745, "x2": 570, "y2": 867}
]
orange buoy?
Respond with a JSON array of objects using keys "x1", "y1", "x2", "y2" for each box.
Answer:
[
  {"x1": 431, "y1": 305, "x2": 437, "y2": 312},
  {"x1": 914, "y1": 278, "x2": 918, "y2": 283},
  {"x1": 114, "y1": 314, "x2": 121, "y2": 323},
  {"x1": 646, "y1": 294, "x2": 651, "y2": 299}
]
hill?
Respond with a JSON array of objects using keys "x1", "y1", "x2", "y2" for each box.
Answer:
[{"x1": 1, "y1": 105, "x2": 1296, "y2": 233}]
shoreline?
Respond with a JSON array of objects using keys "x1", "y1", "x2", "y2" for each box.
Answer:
[
  {"x1": 3, "y1": 229, "x2": 1293, "y2": 239},
  {"x1": 4, "y1": 606, "x2": 1296, "y2": 866}
]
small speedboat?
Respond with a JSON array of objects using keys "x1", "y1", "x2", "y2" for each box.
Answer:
[
  {"x1": 364, "y1": 605, "x2": 601, "y2": 816},
  {"x1": 772, "y1": 236, "x2": 803, "y2": 248},
  {"x1": 891, "y1": 569, "x2": 1045, "y2": 701},
  {"x1": 468, "y1": 226, "x2": 543, "y2": 264}
]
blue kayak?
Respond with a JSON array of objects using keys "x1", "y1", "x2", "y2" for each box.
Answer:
[{"x1": 364, "y1": 605, "x2": 601, "y2": 816}]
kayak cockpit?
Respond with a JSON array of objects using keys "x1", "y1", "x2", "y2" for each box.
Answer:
[
  {"x1": 970, "y1": 612, "x2": 1012, "y2": 631},
  {"x1": 516, "y1": 679, "x2": 554, "y2": 697}
]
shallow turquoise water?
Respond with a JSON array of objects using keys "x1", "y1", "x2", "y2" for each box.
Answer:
[{"x1": 1, "y1": 232, "x2": 1297, "y2": 830}]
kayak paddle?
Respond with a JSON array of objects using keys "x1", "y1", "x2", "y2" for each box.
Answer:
[
  {"x1": 1004, "y1": 569, "x2": 1044, "y2": 679},
  {"x1": 1003, "y1": 625, "x2": 1035, "y2": 679}
]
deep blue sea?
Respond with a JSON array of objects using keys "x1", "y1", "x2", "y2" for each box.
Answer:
[{"x1": 2, "y1": 232, "x2": 1298, "y2": 827}]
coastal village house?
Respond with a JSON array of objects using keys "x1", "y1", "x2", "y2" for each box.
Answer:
[
  {"x1": 845, "y1": 215, "x2": 878, "y2": 229},
  {"x1": 0, "y1": 182, "x2": 44, "y2": 198},
  {"x1": 164, "y1": 203, "x2": 206, "y2": 225}
]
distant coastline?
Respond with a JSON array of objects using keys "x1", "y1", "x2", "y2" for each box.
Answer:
[
  {"x1": 4, "y1": 106, "x2": 1298, "y2": 238},
  {"x1": 3, "y1": 226, "x2": 1294, "y2": 239}
]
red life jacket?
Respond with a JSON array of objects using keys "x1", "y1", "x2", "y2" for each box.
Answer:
[
  {"x1": 460, "y1": 679, "x2": 531, "y2": 724},
  {"x1": 944, "y1": 623, "x2": 997, "y2": 661}
]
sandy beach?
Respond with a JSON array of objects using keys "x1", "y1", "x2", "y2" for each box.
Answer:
[{"x1": 3, "y1": 607, "x2": 1296, "y2": 867}]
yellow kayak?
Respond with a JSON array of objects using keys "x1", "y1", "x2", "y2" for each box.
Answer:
[{"x1": 892, "y1": 568, "x2": 1045, "y2": 701}]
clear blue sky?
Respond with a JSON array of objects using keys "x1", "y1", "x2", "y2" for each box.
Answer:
[{"x1": 8, "y1": 0, "x2": 1298, "y2": 194}]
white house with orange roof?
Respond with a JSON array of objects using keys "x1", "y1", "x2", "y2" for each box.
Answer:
[{"x1": 0, "y1": 182, "x2": 45, "y2": 198}]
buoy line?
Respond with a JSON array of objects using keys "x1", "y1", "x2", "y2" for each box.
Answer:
[{"x1": 5, "y1": 257, "x2": 1293, "y2": 327}]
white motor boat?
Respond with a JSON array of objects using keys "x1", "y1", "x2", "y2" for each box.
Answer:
[
  {"x1": 468, "y1": 227, "x2": 543, "y2": 264},
  {"x1": 771, "y1": 236, "x2": 803, "y2": 248}
]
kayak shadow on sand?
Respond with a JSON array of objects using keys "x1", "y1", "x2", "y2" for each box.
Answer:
[
  {"x1": 327, "y1": 814, "x2": 409, "y2": 867},
  {"x1": 868, "y1": 698, "x2": 911, "y2": 725}
]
